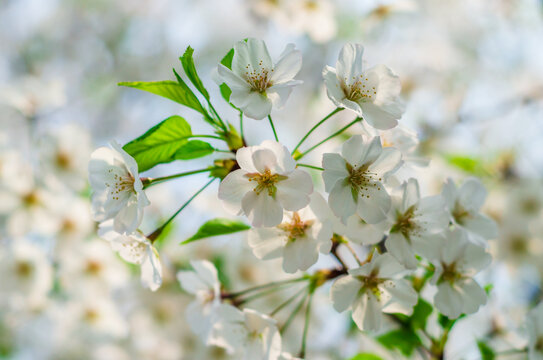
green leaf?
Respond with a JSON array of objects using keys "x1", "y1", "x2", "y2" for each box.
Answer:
[
  {"x1": 123, "y1": 115, "x2": 193, "y2": 172},
  {"x1": 218, "y1": 48, "x2": 234, "y2": 102},
  {"x1": 477, "y1": 340, "x2": 496, "y2": 360},
  {"x1": 180, "y1": 46, "x2": 209, "y2": 99},
  {"x1": 174, "y1": 140, "x2": 214, "y2": 160},
  {"x1": 410, "y1": 298, "x2": 433, "y2": 330},
  {"x1": 376, "y1": 329, "x2": 422, "y2": 356},
  {"x1": 118, "y1": 80, "x2": 207, "y2": 116},
  {"x1": 182, "y1": 218, "x2": 251, "y2": 244},
  {"x1": 349, "y1": 354, "x2": 383, "y2": 360},
  {"x1": 444, "y1": 154, "x2": 489, "y2": 176}
]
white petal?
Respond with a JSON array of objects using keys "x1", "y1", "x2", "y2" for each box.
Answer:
[
  {"x1": 361, "y1": 102, "x2": 400, "y2": 130},
  {"x1": 241, "y1": 92, "x2": 273, "y2": 120},
  {"x1": 276, "y1": 169, "x2": 313, "y2": 211},
  {"x1": 191, "y1": 260, "x2": 219, "y2": 289},
  {"x1": 382, "y1": 279, "x2": 418, "y2": 315},
  {"x1": 330, "y1": 275, "x2": 362, "y2": 312},
  {"x1": 252, "y1": 148, "x2": 278, "y2": 173},
  {"x1": 458, "y1": 178, "x2": 487, "y2": 212},
  {"x1": 140, "y1": 246, "x2": 162, "y2": 291},
  {"x1": 369, "y1": 147, "x2": 402, "y2": 176},
  {"x1": 434, "y1": 283, "x2": 464, "y2": 319},
  {"x1": 401, "y1": 178, "x2": 420, "y2": 212},
  {"x1": 242, "y1": 191, "x2": 283, "y2": 227},
  {"x1": 218, "y1": 64, "x2": 250, "y2": 91},
  {"x1": 260, "y1": 140, "x2": 296, "y2": 173},
  {"x1": 356, "y1": 184, "x2": 391, "y2": 224},
  {"x1": 283, "y1": 237, "x2": 319, "y2": 273},
  {"x1": 385, "y1": 232, "x2": 418, "y2": 269},
  {"x1": 218, "y1": 169, "x2": 252, "y2": 214},
  {"x1": 322, "y1": 153, "x2": 348, "y2": 192},
  {"x1": 271, "y1": 44, "x2": 302, "y2": 83},
  {"x1": 177, "y1": 271, "x2": 209, "y2": 294},
  {"x1": 323, "y1": 66, "x2": 345, "y2": 106},
  {"x1": 329, "y1": 181, "x2": 357, "y2": 223},
  {"x1": 336, "y1": 43, "x2": 364, "y2": 85},
  {"x1": 463, "y1": 214, "x2": 498, "y2": 241},
  {"x1": 248, "y1": 228, "x2": 285, "y2": 260}
]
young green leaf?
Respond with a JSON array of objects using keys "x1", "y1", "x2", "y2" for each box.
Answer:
[
  {"x1": 477, "y1": 340, "x2": 496, "y2": 360},
  {"x1": 218, "y1": 48, "x2": 234, "y2": 103},
  {"x1": 182, "y1": 218, "x2": 251, "y2": 244},
  {"x1": 180, "y1": 46, "x2": 210, "y2": 99},
  {"x1": 376, "y1": 329, "x2": 422, "y2": 356},
  {"x1": 123, "y1": 115, "x2": 193, "y2": 172},
  {"x1": 174, "y1": 140, "x2": 214, "y2": 160},
  {"x1": 118, "y1": 80, "x2": 207, "y2": 116},
  {"x1": 349, "y1": 354, "x2": 383, "y2": 360},
  {"x1": 410, "y1": 298, "x2": 433, "y2": 330}
]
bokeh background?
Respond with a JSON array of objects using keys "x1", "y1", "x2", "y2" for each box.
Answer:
[{"x1": 1, "y1": 0, "x2": 543, "y2": 359}]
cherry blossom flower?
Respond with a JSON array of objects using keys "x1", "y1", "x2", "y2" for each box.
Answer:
[
  {"x1": 322, "y1": 134, "x2": 402, "y2": 224},
  {"x1": 333, "y1": 214, "x2": 389, "y2": 245},
  {"x1": 219, "y1": 140, "x2": 313, "y2": 227},
  {"x1": 429, "y1": 229, "x2": 491, "y2": 319},
  {"x1": 177, "y1": 260, "x2": 223, "y2": 346},
  {"x1": 385, "y1": 178, "x2": 449, "y2": 269},
  {"x1": 89, "y1": 141, "x2": 150, "y2": 234},
  {"x1": 211, "y1": 305, "x2": 282, "y2": 359},
  {"x1": 0, "y1": 240, "x2": 53, "y2": 311},
  {"x1": 98, "y1": 221, "x2": 162, "y2": 291},
  {"x1": 217, "y1": 38, "x2": 302, "y2": 120},
  {"x1": 323, "y1": 43, "x2": 405, "y2": 130},
  {"x1": 248, "y1": 193, "x2": 334, "y2": 273},
  {"x1": 527, "y1": 302, "x2": 543, "y2": 360},
  {"x1": 442, "y1": 177, "x2": 498, "y2": 245},
  {"x1": 330, "y1": 251, "x2": 417, "y2": 331}
]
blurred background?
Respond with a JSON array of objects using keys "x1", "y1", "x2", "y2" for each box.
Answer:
[{"x1": 1, "y1": 0, "x2": 543, "y2": 359}]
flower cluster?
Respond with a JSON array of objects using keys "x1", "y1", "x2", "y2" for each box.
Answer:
[{"x1": 81, "y1": 38, "x2": 502, "y2": 358}]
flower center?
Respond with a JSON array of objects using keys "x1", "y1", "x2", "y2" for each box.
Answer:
[
  {"x1": 246, "y1": 169, "x2": 286, "y2": 197},
  {"x1": 55, "y1": 151, "x2": 72, "y2": 169},
  {"x1": 106, "y1": 170, "x2": 135, "y2": 201},
  {"x1": 391, "y1": 206, "x2": 421, "y2": 238},
  {"x1": 15, "y1": 261, "x2": 33, "y2": 278},
  {"x1": 342, "y1": 75, "x2": 376, "y2": 103},
  {"x1": 509, "y1": 236, "x2": 528, "y2": 254},
  {"x1": 358, "y1": 272, "x2": 385, "y2": 300},
  {"x1": 452, "y1": 202, "x2": 471, "y2": 225},
  {"x1": 244, "y1": 63, "x2": 273, "y2": 93},
  {"x1": 439, "y1": 262, "x2": 462, "y2": 284},
  {"x1": 278, "y1": 212, "x2": 314, "y2": 241},
  {"x1": 346, "y1": 162, "x2": 382, "y2": 199},
  {"x1": 85, "y1": 260, "x2": 102, "y2": 275}
]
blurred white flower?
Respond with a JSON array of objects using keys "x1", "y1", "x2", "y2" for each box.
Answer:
[
  {"x1": 322, "y1": 135, "x2": 402, "y2": 224},
  {"x1": 89, "y1": 141, "x2": 150, "y2": 234},
  {"x1": 212, "y1": 306, "x2": 282, "y2": 359},
  {"x1": 219, "y1": 140, "x2": 313, "y2": 227},
  {"x1": 330, "y1": 251, "x2": 417, "y2": 331},
  {"x1": 283, "y1": 0, "x2": 337, "y2": 43},
  {"x1": 99, "y1": 221, "x2": 162, "y2": 291},
  {"x1": 527, "y1": 302, "x2": 543, "y2": 360},
  {"x1": 0, "y1": 154, "x2": 59, "y2": 236},
  {"x1": 505, "y1": 179, "x2": 543, "y2": 222},
  {"x1": 442, "y1": 177, "x2": 498, "y2": 245},
  {"x1": 429, "y1": 229, "x2": 491, "y2": 319},
  {"x1": 323, "y1": 43, "x2": 405, "y2": 130},
  {"x1": 217, "y1": 38, "x2": 302, "y2": 120},
  {"x1": 0, "y1": 76, "x2": 66, "y2": 117},
  {"x1": 386, "y1": 178, "x2": 449, "y2": 269},
  {"x1": 40, "y1": 123, "x2": 92, "y2": 191},
  {"x1": 177, "y1": 260, "x2": 223, "y2": 346},
  {"x1": 58, "y1": 239, "x2": 128, "y2": 293},
  {"x1": 0, "y1": 240, "x2": 53, "y2": 310},
  {"x1": 248, "y1": 193, "x2": 333, "y2": 273}
]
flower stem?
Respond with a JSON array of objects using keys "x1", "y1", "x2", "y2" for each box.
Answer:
[
  {"x1": 224, "y1": 277, "x2": 308, "y2": 299},
  {"x1": 294, "y1": 117, "x2": 362, "y2": 160},
  {"x1": 268, "y1": 115, "x2": 279, "y2": 142},
  {"x1": 207, "y1": 100, "x2": 227, "y2": 130},
  {"x1": 239, "y1": 110, "x2": 245, "y2": 143},
  {"x1": 296, "y1": 163, "x2": 324, "y2": 171},
  {"x1": 270, "y1": 286, "x2": 308, "y2": 316},
  {"x1": 299, "y1": 290, "x2": 315, "y2": 359},
  {"x1": 292, "y1": 107, "x2": 343, "y2": 153},
  {"x1": 191, "y1": 134, "x2": 225, "y2": 140},
  {"x1": 280, "y1": 290, "x2": 308, "y2": 334},
  {"x1": 344, "y1": 242, "x2": 363, "y2": 266},
  {"x1": 147, "y1": 178, "x2": 216, "y2": 243},
  {"x1": 143, "y1": 168, "x2": 215, "y2": 189}
]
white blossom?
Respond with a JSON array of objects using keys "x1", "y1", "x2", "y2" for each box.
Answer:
[
  {"x1": 330, "y1": 251, "x2": 417, "y2": 331},
  {"x1": 385, "y1": 178, "x2": 449, "y2": 269},
  {"x1": 217, "y1": 38, "x2": 302, "y2": 120},
  {"x1": 429, "y1": 229, "x2": 491, "y2": 319},
  {"x1": 248, "y1": 193, "x2": 333, "y2": 273},
  {"x1": 98, "y1": 221, "x2": 162, "y2": 291},
  {"x1": 177, "y1": 260, "x2": 223, "y2": 346},
  {"x1": 442, "y1": 177, "x2": 498, "y2": 245},
  {"x1": 219, "y1": 140, "x2": 313, "y2": 227},
  {"x1": 89, "y1": 141, "x2": 150, "y2": 234},
  {"x1": 323, "y1": 43, "x2": 404, "y2": 130},
  {"x1": 322, "y1": 134, "x2": 402, "y2": 224},
  {"x1": 211, "y1": 306, "x2": 282, "y2": 360}
]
